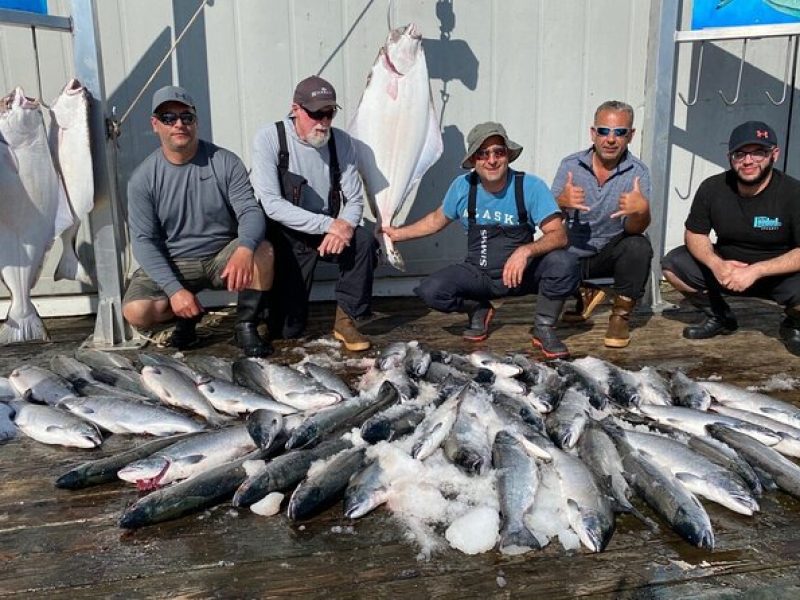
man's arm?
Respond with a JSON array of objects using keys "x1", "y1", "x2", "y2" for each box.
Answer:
[
  {"x1": 685, "y1": 229, "x2": 749, "y2": 291},
  {"x1": 614, "y1": 175, "x2": 651, "y2": 234},
  {"x1": 502, "y1": 213, "x2": 567, "y2": 288},
  {"x1": 725, "y1": 248, "x2": 800, "y2": 292},
  {"x1": 127, "y1": 174, "x2": 183, "y2": 298},
  {"x1": 382, "y1": 206, "x2": 452, "y2": 242}
]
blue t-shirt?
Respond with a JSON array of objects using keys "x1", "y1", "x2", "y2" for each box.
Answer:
[{"x1": 442, "y1": 171, "x2": 560, "y2": 232}]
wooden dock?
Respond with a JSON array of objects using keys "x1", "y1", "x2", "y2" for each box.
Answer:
[{"x1": 2, "y1": 289, "x2": 800, "y2": 599}]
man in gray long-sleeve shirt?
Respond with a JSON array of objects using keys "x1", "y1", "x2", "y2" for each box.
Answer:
[
  {"x1": 123, "y1": 85, "x2": 274, "y2": 356},
  {"x1": 250, "y1": 76, "x2": 378, "y2": 351}
]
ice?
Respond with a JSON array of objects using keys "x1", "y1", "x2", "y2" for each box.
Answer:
[
  {"x1": 250, "y1": 492, "x2": 284, "y2": 516},
  {"x1": 747, "y1": 374, "x2": 800, "y2": 392},
  {"x1": 242, "y1": 459, "x2": 267, "y2": 478},
  {"x1": 444, "y1": 506, "x2": 499, "y2": 554}
]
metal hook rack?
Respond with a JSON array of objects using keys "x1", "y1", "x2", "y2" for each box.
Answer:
[
  {"x1": 678, "y1": 41, "x2": 705, "y2": 106},
  {"x1": 765, "y1": 36, "x2": 794, "y2": 105},
  {"x1": 718, "y1": 38, "x2": 747, "y2": 105}
]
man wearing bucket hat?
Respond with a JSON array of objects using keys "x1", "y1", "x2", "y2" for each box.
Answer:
[
  {"x1": 250, "y1": 75, "x2": 378, "y2": 352},
  {"x1": 551, "y1": 100, "x2": 653, "y2": 349},
  {"x1": 123, "y1": 85, "x2": 275, "y2": 357},
  {"x1": 662, "y1": 121, "x2": 800, "y2": 356},
  {"x1": 382, "y1": 122, "x2": 579, "y2": 358}
]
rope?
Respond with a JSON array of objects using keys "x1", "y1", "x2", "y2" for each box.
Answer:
[{"x1": 112, "y1": 0, "x2": 208, "y2": 137}]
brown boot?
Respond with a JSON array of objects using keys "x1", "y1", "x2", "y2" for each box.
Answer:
[
  {"x1": 562, "y1": 287, "x2": 607, "y2": 323},
  {"x1": 333, "y1": 306, "x2": 370, "y2": 352},
  {"x1": 604, "y1": 295, "x2": 636, "y2": 348}
]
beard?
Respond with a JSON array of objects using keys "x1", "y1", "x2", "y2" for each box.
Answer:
[
  {"x1": 734, "y1": 157, "x2": 774, "y2": 188},
  {"x1": 304, "y1": 128, "x2": 331, "y2": 148}
]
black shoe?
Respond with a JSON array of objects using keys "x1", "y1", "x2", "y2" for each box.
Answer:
[
  {"x1": 531, "y1": 324, "x2": 570, "y2": 359},
  {"x1": 169, "y1": 318, "x2": 198, "y2": 349},
  {"x1": 683, "y1": 315, "x2": 738, "y2": 339},
  {"x1": 779, "y1": 317, "x2": 800, "y2": 356},
  {"x1": 463, "y1": 304, "x2": 495, "y2": 341},
  {"x1": 234, "y1": 322, "x2": 273, "y2": 357}
]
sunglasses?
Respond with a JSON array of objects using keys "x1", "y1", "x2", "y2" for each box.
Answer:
[
  {"x1": 730, "y1": 148, "x2": 772, "y2": 162},
  {"x1": 155, "y1": 111, "x2": 196, "y2": 126},
  {"x1": 303, "y1": 106, "x2": 337, "y2": 121},
  {"x1": 474, "y1": 146, "x2": 508, "y2": 161},
  {"x1": 593, "y1": 126, "x2": 631, "y2": 137}
]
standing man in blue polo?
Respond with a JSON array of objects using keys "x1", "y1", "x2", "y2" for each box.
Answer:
[
  {"x1": 383, "y1": 122, "x2": 579, "y2": 358},
  {"x1": 123, "y1": 85, "x2": 274, "y2": 357},
  {"x1": 662, "y1": 121, "x2": 800, "y2": 356},
  {"x1": 551, "y1": 100, "x2": 652, "y2": 348}
]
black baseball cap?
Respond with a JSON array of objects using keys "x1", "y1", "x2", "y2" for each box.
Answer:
[{"x1": 728, "y1": 121, "x2": 778, "y2": 153}]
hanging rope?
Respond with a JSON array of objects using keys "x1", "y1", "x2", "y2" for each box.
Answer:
[{"x1": 111, "y1": 0, "x2": 208, "y2": 138}]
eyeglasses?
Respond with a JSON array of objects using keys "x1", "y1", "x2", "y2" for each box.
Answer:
[
  {"x1": 474, "y1": 146, "x2": 508, "y2": 161},
  {"x1": 593, "y1": 126, "x2": 631, "y2": 137},
  {"x1": 303, "y1": 106, "x2": 337, "y2": 121},
  {"x1": 730, "y1": 148, "x2": 772, "y2": 162},
  {"x1": 155, "y1": 111, "x2": 196, "y2": 126}
]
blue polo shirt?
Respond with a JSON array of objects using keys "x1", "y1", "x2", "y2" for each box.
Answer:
[
  {"x1": 551, "y1": 148, "x2": 651, "y2": 257},
  {"x1": 442, "y1": 170, "x2": 560, "y2": 232}
]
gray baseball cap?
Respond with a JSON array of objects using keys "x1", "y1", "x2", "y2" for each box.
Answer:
[
  {"x1": 461, "y1": 122, "x2": 523, "y2": 168},
  {"x1": 152, "y1": 85, "x2": 196, "y2": 113}
]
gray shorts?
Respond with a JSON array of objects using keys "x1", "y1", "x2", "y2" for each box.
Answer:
[{"x1": 123, "y1": 239, "x2": 239, "y2": 304}]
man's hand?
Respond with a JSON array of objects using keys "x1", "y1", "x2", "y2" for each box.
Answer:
[
  {"x1": 169, "y1": 289, "x2": 204, "y2": 319},
  {"x1": 328, "y1": 219, "x2": 355, "y2": 245},
  {"x1": 557, "y1": 171, "x2": 589, "y2": 212},
  {"x1": 611, "y1": 176, "x2": 648, "y2": 219},
  {"x1": 220, "y1": 246, "x2": 255, "y2": 292},
  {"x1": 382, "y1": 225, "x2": 402, "y2": 242},
  {"x1": 318, "y1": 232, "x2": 347, "y2": 257},
  {"x1": 502, "y1": 245, "x2": 533, "y2": 288},
  {"x1": 713, "y1": 260, "x2": 756, "y2": 292}
]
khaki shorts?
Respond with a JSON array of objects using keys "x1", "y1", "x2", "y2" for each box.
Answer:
[{"x1": 123, "y1": 238, "x2": 239, "y2": 303}]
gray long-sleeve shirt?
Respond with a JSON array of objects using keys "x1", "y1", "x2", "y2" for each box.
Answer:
[
  {"x1": 250, "y1": 117, "x2": 364, "y2": 234},
  {"x1": 127, "y1": 140, "x2": 266, "y2": 297}
]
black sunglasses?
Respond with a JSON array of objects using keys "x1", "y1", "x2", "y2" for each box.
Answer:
[
  {"x1": 593, "y1": 126, "x2": 630, "y2": 137},
  {"x1": 155, "y1": 111, "x2": 197, "y2": 126},
  {"x1": 302, "y1": 106, "x2": 337, "y2": 121}
]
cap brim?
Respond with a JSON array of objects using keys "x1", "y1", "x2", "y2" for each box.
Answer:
[
  {"x1": 302, "y1": 100, "x2": 341, "y2": 112},
  {"x1": 730, "y1": 139, "x2": 774, "y2": 153},
  {"x1": 461, "y1": 141, "x2": 523, "y2": 169}
]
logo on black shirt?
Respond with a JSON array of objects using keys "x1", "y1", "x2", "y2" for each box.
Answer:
[{"x1": 753, "y1": 216, "x2": 782, "y2": 231}]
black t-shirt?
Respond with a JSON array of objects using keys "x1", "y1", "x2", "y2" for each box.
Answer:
[{"x1": 685, "y1": 169, "x2": 800, "y2": 264}]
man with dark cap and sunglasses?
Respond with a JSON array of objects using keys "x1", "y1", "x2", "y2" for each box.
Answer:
[
  {"x1": 551, "y1": 100, "x2": 653, "y2": 349},
  {"x1": 662, "y1": 121, "x2": 800, "y2": 356},
  {"x1": 123, "y1": 85, "x2": 275, "y2": 357},
  {"x1": 382, "y1": 122, "x2": 579, "y2": 358},
  {"x1": 250, "y1": 76, "x2": 378, "y2": 352}
]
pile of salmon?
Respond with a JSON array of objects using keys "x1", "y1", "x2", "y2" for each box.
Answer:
[{"x1": 2, "y1": 342, "x2": 800, "y2": 557}]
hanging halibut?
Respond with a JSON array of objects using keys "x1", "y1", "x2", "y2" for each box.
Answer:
[
  {"x1": 0, "y1": 88, "x2": 73, "y2": 343},
  {"x1": 349, "y1": 23, "x2": 443, "y2": 271},
  {"x1": 49, "y1": 79, "x2": 94, "y2": 284}
]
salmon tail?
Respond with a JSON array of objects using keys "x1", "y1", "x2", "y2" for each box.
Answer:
[
  {"x1": 54, "y1": 226, "x2": 92, "y2": 284},
  {"x1": 379, "y1": 232, "x2": 406, "y2": 271}
]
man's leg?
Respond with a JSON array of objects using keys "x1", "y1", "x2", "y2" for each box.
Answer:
[
  {"x1": 414, "y1": 263, "x2": 496, "y2": 341},
  {"x1": 662, "y1": 246, "x2": 738, "y2": 339},
  {"x1": 602, "y1": 233, "x2": 652, "y2": 348},
  {"x1": 328, "y1": 226, "x2": 379, "y2": 351},
  {"x1": 524, "y1": 249, "x2": 579, "y2": 359},
  {"x1": 757, "y1": 272, "x2": 800, "y2": 356}
]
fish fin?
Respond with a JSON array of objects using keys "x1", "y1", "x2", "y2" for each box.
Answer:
[
  {"x1": 53, "y1": 176, "x2": 75, "y2": 238},
  {"x1": 181, "y1": 454, "x2": 206, "y2": 465},
  {"x1": 54, "y1": 224, "x2": 93, "y2": 284},
  {"x1": 0, "y1": 310, "x2": 50, "y2": 344}
]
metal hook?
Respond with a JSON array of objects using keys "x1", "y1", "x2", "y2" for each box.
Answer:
[
  {"x1": 674, "y1": 153, "x2": 696, "y2": 200},
  {"x1": 719, "y1": 39, "x2": 747, "y2": 105},
  {"x1": 678, "y1": 42, "x2": 705, "y2": 106},
  {"x1": 765, "y1": 37, "x2": 793, "y2": 106}
]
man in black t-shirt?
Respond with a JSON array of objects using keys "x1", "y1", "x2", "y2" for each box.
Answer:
[{"x1": 662, "y1": 121, "x2": 800, "y2": 356}]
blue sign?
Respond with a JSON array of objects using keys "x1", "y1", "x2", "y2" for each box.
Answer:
[
  {"x1": 0, "y1": 0, "x2": 47, "y2": 14},
  {"x1": 693, "y1": 0, "x2": 800, "y2": 29}
]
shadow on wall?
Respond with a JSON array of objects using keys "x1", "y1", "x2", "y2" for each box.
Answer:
[{"x1": 671, "y1": 40, "x2": 796, "y2": 196}]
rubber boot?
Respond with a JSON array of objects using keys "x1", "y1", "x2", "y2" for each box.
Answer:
[
  {"x1": 604, "y1": 295, "x2": 636, "y2": 348},
  {"x1": 235, "y1": 290, "x2": 273, "y2": 357},
  {"x1": 779, "y1": 305, "x2": 800, "y2": 356},
  {"x1": 462, "y1": 300, "x2": 496, "y2": 342},
  {"x1": 682, "y1": 292, "x2": 738, "y2": 340},
  {"x1": 333, "y1": 306, "x2": 370, "y2": 352},
  {"x1": 532, "y1": 297, "x2": 570, "y2": 359}
]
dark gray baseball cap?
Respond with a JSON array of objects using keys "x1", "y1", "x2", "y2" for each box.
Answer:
[
  {"x1": 293, "y1": 76, "x2": 339, "y2": 112},
  {"x1": 152, "y1": 85, "x2": 196, "y2": 113}
]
